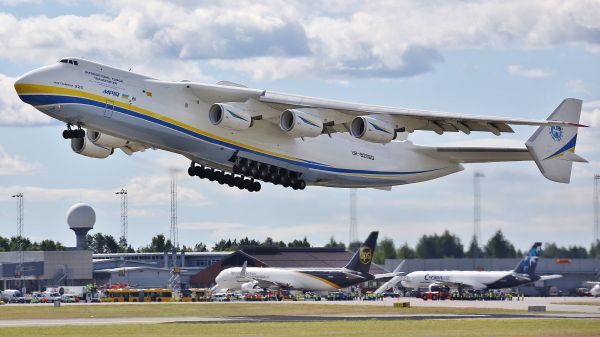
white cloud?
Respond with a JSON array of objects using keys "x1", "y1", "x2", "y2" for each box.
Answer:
[
  {"x1": 566, "y1": 79, "x2": 589, "y2": 94},
  {"x1": 508, "y1": 65, "x2": 550, "y2": 79},
  {"x1": 0, "y1": 0, "x2": 40, "y2": 5},
  {"x1": 1, "y1": 0, "x2": 599, "y2": 81},
  {"x1": 0, "y1": 174, "x2": 211, "y2": 205},
  {"x1": 0, "y1": 144, "x2": 40, "y2": 175},
  {"x1": 0, "y1": 73, "x2": 53, "y2": 125}
]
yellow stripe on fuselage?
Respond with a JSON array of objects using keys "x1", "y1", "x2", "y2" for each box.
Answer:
[
  {"x1": 294, "y1": 271, "x2": 341, "y2": 289},
  {"x1": 15, "y1": 83, "x2": 410, "y2": 180},
  {"x1": 15, "y1": 83, "x2": 304, "y2": 163}
]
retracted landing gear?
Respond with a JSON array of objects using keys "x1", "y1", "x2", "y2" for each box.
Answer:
[{"x1": 62, "y1": 123, "x2": 85, "y2": 139}]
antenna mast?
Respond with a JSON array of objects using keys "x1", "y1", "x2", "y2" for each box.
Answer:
[
  {"x1": 349, "y1": 188, "x2": 358, "y2": 244},
  {"x1": 170, "y1": 177, "x2": 178, "y2": 249},
  {"x1": 115, "y1": 189, "x2": 128, "y2": 243},
  {"x1": 474, "y1": 172, "x2": 484, "y2": 244}
]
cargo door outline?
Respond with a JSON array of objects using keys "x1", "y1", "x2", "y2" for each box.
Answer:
[{"x1": 104, "y1": 100, "x2": 115, "y2": 118}]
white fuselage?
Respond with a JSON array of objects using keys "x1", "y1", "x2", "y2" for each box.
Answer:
[
  {"x1": 401, "y1": 270, "x2": 511, "y2": 290},
  {"x1": 591, "y1": 284, "x2": 600, "y2": 297},
  {"x1": 15, "y1": 59, "x2": 463, "y2": 188},
  {"x1": 214, "y1": 267, "x2": 353, "y2": 292}
]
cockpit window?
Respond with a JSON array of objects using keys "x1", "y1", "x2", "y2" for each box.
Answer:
[{"x1": 59, "y1": 59, "x2": 79, "y2": 66}]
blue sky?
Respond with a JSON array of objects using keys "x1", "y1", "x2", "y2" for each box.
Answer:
[{"x1": 0, "y1": 0, "x2": 598, "y2": 252}]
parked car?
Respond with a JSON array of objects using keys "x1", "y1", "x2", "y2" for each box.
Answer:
[
  {"x1": 61, "y1": 294, "x2": 77, "y2": 303},
  {"x1": 30, "y1": 292, "x2": 47, "y2": 303},
  {"x1": 42, "y1": 291, "x2": 62, "y2": 302},
  {"x1": 1, "y1": 289, "x2": 27, "y2": 303}
]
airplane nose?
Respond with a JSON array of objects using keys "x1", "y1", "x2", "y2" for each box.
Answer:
[{"x1": 14, "y1": 72, "x2": 34, "y2": 94}]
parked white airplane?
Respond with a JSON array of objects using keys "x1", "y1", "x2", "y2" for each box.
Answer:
[
  {"x1": 400, "y1": 242, "x2": 562, "y2": 291},
  {"x1": 15, "y1": 58, "x2": 587, "y2": 192},
  {"x1": 211, "y1": 232, "x2": 391, "y2": 292}
]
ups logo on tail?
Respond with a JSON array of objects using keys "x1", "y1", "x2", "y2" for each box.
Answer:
[{"x1": 359, "y1": 247, "x2": 372, "y2": 264}]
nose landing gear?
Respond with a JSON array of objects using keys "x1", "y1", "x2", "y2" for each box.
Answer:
[{"x1": 62, "y1": 124, "x2": 85, "y2": 139}]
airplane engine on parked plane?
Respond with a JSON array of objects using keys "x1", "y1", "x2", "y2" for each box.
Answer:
[
  {"x1": 209, "y1": 103, "x2": 252, "y2": 130},
  {"x1": 71, "y1": 136, "x2": 113, "y2": 159},
  {"x1": 241, "y1": 280, "x2": 259, "y2": 292},
  {"x1": 87, "y1": 130, "x2": 129, "y2": 148},
  {"x1": 350, "y1": 116, "x2": 396, "y2": 144},
  {"x1": 279, "y1": 109, "x2": 323, "y2": 138}
]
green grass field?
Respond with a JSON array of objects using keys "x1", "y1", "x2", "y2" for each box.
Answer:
[
  {"x1": 552, "y1": 301, "x2": 600, "y2": 306},
  {"x1": 0, "y1": 302, "x2": 526, "y2": 320},
  {"x1": 1, "y1": 319, "x2": 599, "y2": 337}
]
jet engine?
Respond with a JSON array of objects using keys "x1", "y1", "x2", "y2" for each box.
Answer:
[
  {"x1": 209, "y1": 103, "x2": 252, "y2": 130},
  {"x1": 87, "y1": 130, "x2": 129, "y2": 148},
  {"x1": 241, "y1": 280, "x2": 259, "y2": 292},
  {"x1": 71, "y1": 136, "x2": 113, "y2": 159},
  {"x1": 279, "y1": 109, "x2": 323, "y2": 138},
  {"x1": 350, "y1": 116, "x2": 396, "y2": 143}
]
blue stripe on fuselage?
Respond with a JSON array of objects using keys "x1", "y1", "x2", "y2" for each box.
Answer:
[{"x1": 19, "y1": 93, "x2": 443, "y2": 177}]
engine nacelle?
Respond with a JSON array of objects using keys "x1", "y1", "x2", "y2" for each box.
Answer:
[
  {"x1": 71, "y1": 136, "x2": 113, "y2": 159},
  {"x1": 241, "y1": 280, "x2": 259, "y2": 292},
  {"x1": 350, "y1": 116, "x2": 396, "y2": 143},
  {"x1": 87, "y1": 130, "x2": 129, "y2": 148},
  {"x1": 209, "y1": 103, "x2": 252, "y2": 131},
  {"x1": 279, "y1": 109, "x2": 323, "y2": 138}
]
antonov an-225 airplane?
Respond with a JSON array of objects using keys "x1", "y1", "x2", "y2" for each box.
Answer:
[{"x1": 14, "y1": 58, "x2": 587, "y2": 192}]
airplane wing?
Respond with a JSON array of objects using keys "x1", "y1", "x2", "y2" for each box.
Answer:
[
  {"x1": 585, "y1": 281, "x2": 600, "y2": 285},
  {"x1": 374, "y1": 260, "x2": 406, "y2": 279},
  {"x1": 184, "y1": 82, "x2": 586, "y2": 136},
  {"x1": 374, "y1": 275, "x2": 406, "y2": 294}
]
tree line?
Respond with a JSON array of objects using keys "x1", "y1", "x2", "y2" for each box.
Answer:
[
  {"x1": 367, "y1": 230, "x2": 600, "y2": 264},
  {"x1": 0, "y1": 236, "x2": 64, "y2": 252},
  {"x1": 2, "y1": 230, "x2": 600, "y2": 261}
]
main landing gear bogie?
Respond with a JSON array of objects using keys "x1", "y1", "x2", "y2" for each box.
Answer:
[
  {"x1": 188, "y1": 163, "x2": 261, "y2": 192},
  {"x1": 232, "y1": 157, "x2": 306, "y2": 191},
  {"x1": 188, "y1": 158, "x2": 307, "y2": 193},
  {"x1": 62, "y1": 124, "x2": 85, "y2": 139}
]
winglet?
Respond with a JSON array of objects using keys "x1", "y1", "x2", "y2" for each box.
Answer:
[
  {"x1": 525, "y1": 98, "x2": 586, "y2": 183},
  {"x1": 240, "y1": 260, "x2": 247, "y2": 277}
]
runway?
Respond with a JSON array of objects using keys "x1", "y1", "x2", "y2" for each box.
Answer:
[
  {"x1": 0, "y1": 297, "x2": 598, "y2": 327},
  {"x1": 0, "y1": 312, "x2": 598, "y2": 327}
]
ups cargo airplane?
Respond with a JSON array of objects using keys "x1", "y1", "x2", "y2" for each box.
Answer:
[
  {"x1": 211, "y1": 231, "x2": 393, "y2": 292},
  {"x1": 400, "y1": 242, "x2": 562, "y2": 291},
  {"x1": 14, "y1": 58, "x2": 587, "y2": 192}
]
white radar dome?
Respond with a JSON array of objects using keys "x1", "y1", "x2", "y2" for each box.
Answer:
[{"x1": 66, "y1": 203, "x2": 96, "y2": 229}]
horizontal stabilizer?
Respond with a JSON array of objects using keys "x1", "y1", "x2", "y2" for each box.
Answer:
[
  {"x1": 539, "y1": 274, "x2": 563, "y2": 281},
  {"x1": 423, "y1": 147, "x2": 531, "y2": 163}
]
